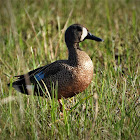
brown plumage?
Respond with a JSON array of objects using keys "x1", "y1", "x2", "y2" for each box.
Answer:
[{"x1": 8, "y1": 24, "x2": 103, "y2": 99}]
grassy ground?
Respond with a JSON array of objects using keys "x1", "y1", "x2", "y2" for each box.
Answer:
[{"x1": 0, "y1": 0, "x2": 140, "y2": 139}]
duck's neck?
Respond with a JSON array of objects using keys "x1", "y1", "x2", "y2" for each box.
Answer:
[{"x1": 67, "y1": 42, "x2": 81, "y2": 66}]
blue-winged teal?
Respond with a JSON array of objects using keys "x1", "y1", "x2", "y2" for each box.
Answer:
[{"x1": 9, "y1": 24, "x2": 103, "y2": 99}]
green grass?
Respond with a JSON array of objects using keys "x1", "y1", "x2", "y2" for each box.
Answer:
[{"x1": 0, "y1": 0, "x2": 140, "y2": 139}]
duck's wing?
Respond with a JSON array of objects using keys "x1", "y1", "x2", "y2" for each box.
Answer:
[
  {"x1": 9, "y1": 61, "x2": 64, "y2": 94},
  {"x1": 14, "y1": 63, "x2": 51, "y2": 79}
]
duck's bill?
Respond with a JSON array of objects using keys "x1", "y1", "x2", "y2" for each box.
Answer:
[{"x1": 85, "y1": 32, "x2": 104, "y2": 42}]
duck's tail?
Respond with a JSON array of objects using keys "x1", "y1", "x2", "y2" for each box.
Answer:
[{"x1": 8, "y1": 77, "x2": 32, "y2": 95}]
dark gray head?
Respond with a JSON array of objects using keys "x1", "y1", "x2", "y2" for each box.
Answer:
[{"x1": 65, "y1": 24, "x2": 103, "y2": 45}]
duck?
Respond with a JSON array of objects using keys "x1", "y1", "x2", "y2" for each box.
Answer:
[{"x1": 8, "y1": 24, "x2": 103, "y2": 99}]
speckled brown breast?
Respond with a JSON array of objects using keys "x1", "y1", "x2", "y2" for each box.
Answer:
[{"x1": 57, "y1": 50, "x2": 93, "y2": 99}]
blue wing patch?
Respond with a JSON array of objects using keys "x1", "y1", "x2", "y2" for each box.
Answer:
[{"x1": 34, "y1": 71, "x2": 45, "y2": 81}]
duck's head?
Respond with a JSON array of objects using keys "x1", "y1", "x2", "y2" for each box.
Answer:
[{"x1": 65, "y1": 24, "x2": 103, "y2": 45}]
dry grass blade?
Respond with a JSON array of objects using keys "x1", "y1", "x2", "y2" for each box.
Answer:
[
  {"x1": 1, "y1": 96, "x2": 17, "y2": 105},
  {"x1": 55, "y1": 8, "x2": 73, "y2": 57},
  {"x1": 86, "y1": 93, "x2": 98, "y2": 140},
  {"x1": 24, "y1": 8, "x2": 41, "y2": 49}
]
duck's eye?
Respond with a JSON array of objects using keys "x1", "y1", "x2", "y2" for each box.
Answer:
[{"x1": 77, "y1": 27, "x2": 82, "y2": 32}]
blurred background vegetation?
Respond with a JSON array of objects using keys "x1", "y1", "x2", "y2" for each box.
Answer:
[{"x1": 0, "y1": 0, "x2": 139, "y2": 139}]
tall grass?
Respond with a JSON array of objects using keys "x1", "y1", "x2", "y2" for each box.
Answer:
[{"x1": 0, "y1": 0, "x2": 140, "y2": 139}]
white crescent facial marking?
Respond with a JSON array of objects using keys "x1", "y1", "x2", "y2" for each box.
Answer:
[{"x1": 80, "y1": 27, "x2": 88, "y2": 41}]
